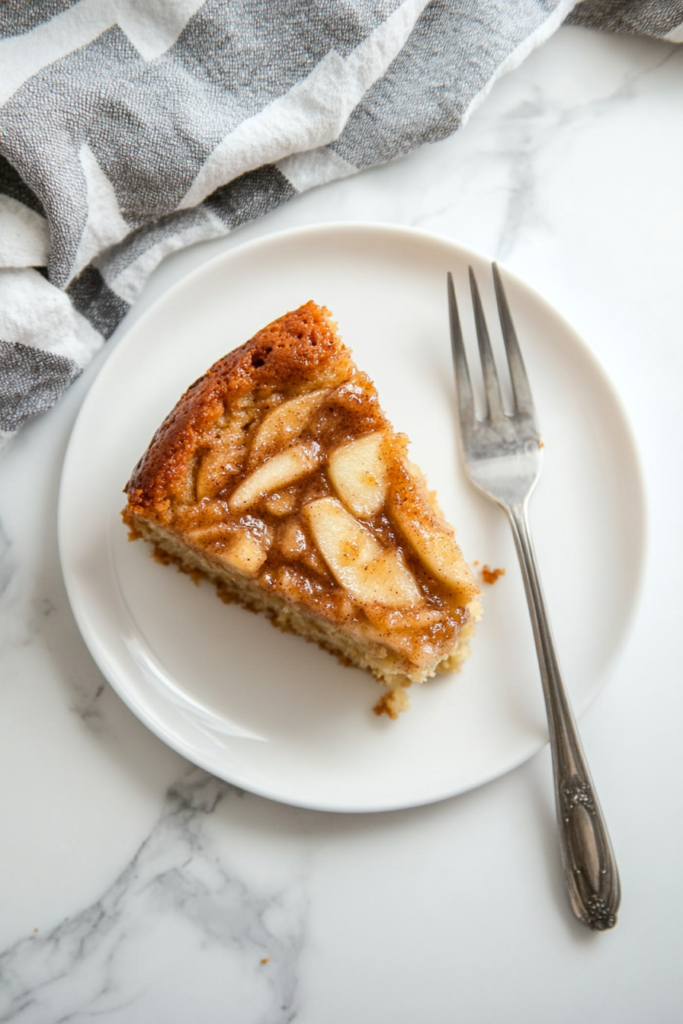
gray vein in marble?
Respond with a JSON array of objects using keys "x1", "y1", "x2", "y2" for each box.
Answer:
[
  {"x1": 408, "y1": 38, "x2": 681, "y2": 262},
  {"x1": 0, "y1": 768, "x2": 306, "y2": 1024},
  {"x1": 495, "y1": 42, "x2": 680, "y2": 259}
]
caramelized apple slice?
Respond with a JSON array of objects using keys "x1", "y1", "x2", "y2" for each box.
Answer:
[
  {"x1": 229, "y1": 443, "x2": 321, "y2": 512},
  {"x1": 278, "y1": 518, "x2": 308, "y2": 559},
  {"x1": 389, "y1": 466, "x2": 478, "y2": 604},
  {"x1": 249, "y1": 389, "x2": 329, "y2": 465},
  {"x1": 217, "y1": 528, "x2": 270, "y2": 577},
  {"x1": 263, "y1": 489, "x2": 298, "y2": 516},
  {"x1": 303, "y1": 497, "x2": 422, "y2": 608},
  {"x1": 363, "y1": 605, "x2": 444, "y2": 632},
  {"x1": 196, "y1": 446, "x2": 243, "y2": 500},
  {"x1": 277, "y1": 517, "x2": 326, "y2": 574},
  {"x1": 328, "y1": 431, "x2": 389, "y2": 518}
]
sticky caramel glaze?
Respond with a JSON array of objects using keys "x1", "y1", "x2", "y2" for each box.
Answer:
[
  {"x1": 125, "y1": 301, "x2": 357, "y2": 522},
  {"x1": 169, "y1": 462, "x2": 469, "y2": 669},
  {"x1": 123, "y1": 300, "x2": 478, "y2": 677}
]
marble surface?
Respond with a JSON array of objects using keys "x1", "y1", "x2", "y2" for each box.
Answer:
[{"x1": 1, "y1": 24, "x2": 682, "y2": 1024}]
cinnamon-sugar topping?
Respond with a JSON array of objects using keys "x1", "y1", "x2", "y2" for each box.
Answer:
[{"x1": 123, "y1": 301, "x2": 479, "y2": 671}]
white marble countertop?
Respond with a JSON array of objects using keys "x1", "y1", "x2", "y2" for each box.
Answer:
[{"x1": 1, "y1": 24, "x2": 682, "y2": 1024}]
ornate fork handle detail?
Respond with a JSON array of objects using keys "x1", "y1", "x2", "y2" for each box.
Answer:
[
  {"x1": 507, "y1": 501, "x2": 620, "y2": 931},
  {"x1": 448, "y1": 265, "x2": 621, "y2": 929}
]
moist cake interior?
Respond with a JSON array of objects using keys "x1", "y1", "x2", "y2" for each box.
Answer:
[{"x1": 122, "y1": 301, "x2": 481, "y2": 718}]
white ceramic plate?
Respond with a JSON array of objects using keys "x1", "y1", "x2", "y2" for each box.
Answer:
[{"x1": 59, "y1": 223, "x2": 646, "y2": 813}]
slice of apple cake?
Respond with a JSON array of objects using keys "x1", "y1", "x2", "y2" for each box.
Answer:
[{"x1": 122, "y1": 301, "x2": 480, "y2": 718}]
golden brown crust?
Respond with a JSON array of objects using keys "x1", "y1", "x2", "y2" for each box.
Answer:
[
  {"x1": 122, "y1": 301, "x2": 480, "y2": 710},
  {"x1": 125, "y1": 301, "x2": 354, "y2": 523},
  {"x1": 481, "y1": 565, "x2": 506, "y2": 585}
]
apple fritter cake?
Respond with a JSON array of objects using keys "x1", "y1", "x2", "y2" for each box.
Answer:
[{"x1": 122, "y1": 301, "x2": 481, "y2": 718}]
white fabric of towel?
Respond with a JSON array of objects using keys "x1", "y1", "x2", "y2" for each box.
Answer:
[{"x1": 0, "y1": 0, "x2": 681, "y2": 446}]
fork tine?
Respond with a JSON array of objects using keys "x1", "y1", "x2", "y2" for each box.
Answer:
[
  {"x1": 469, "y1": 266, "x2": 505, "y2": 422},
  {"x1": 492, "y1": 263, "x2": 534, "y2": 417},
  {"x1": 447, "y1": 273, "x2": 476, "y2": 430}
]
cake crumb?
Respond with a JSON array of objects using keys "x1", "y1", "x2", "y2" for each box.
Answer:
[
  {"x1": 481, "y1": 565, "x2": 505, "y2": 585},
  {"x1": 373, "y1": 687, "x2": 410, "y2": 719},
  {"x1": 123, "y1": 301, "x2": 482, "y2": 719}
]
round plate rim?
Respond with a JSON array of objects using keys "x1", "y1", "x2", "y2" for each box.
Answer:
[{"x1": 58, "y1": 221, "x2": 648, "y2": 814}]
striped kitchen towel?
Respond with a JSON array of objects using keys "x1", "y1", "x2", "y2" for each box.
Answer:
[{"x1": 1, "y1": 0, "x2": 681, "y2": 446}]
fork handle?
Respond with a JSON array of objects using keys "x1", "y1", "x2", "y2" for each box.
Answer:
[{"x1": 505, "y1": 500, "x2": 621, "y2": 930}]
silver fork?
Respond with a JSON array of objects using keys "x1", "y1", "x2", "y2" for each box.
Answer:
[{"x1": 447, "y1": 265, "x2": 620, "y2": 931}]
